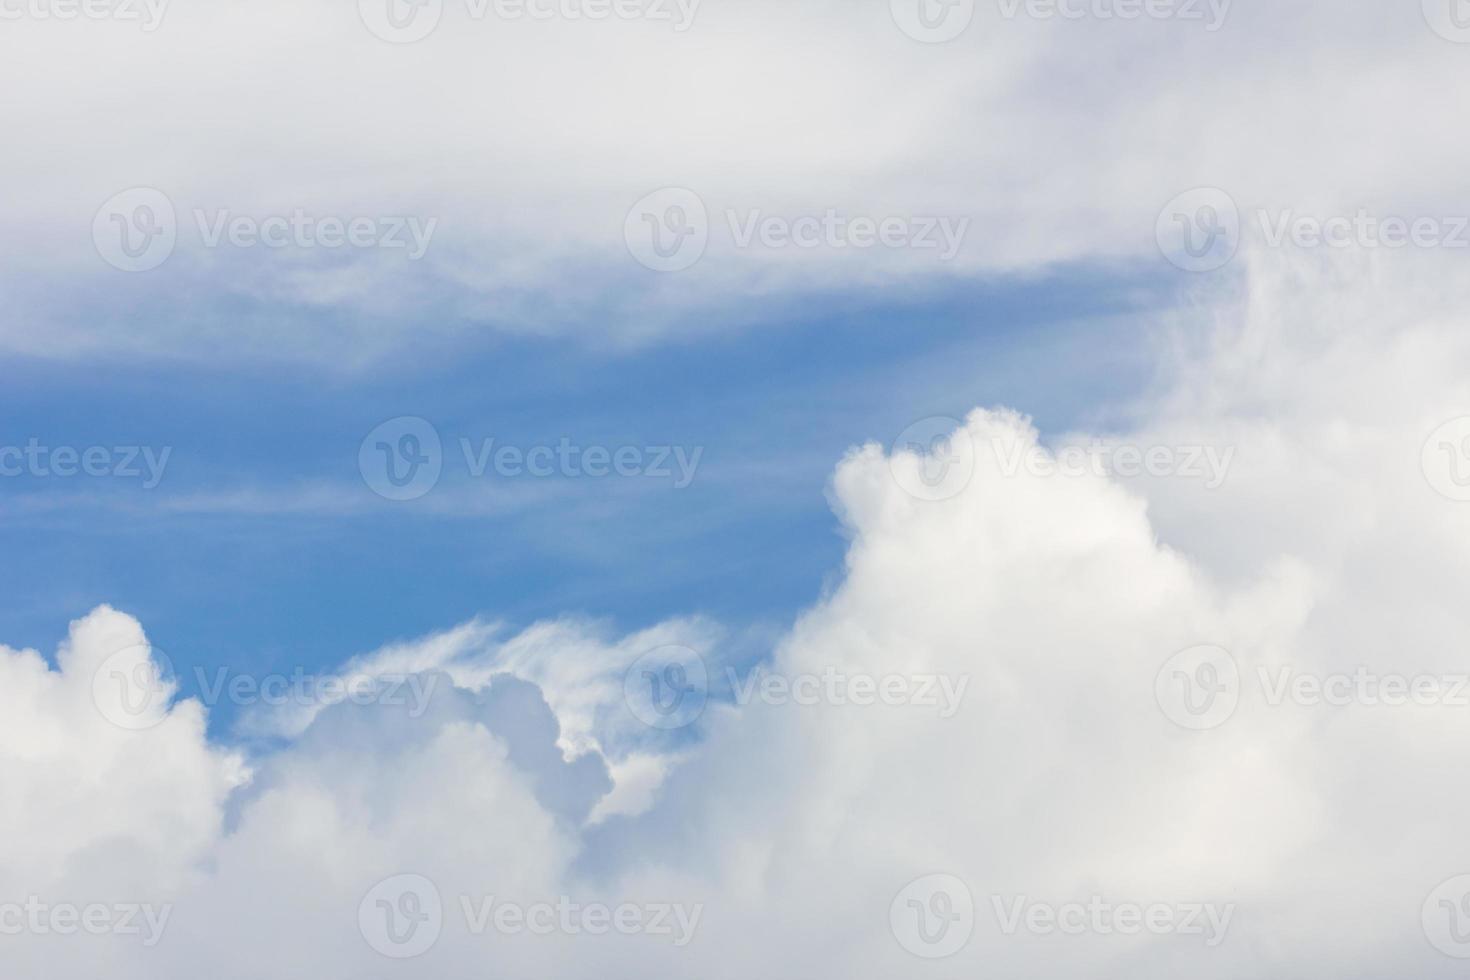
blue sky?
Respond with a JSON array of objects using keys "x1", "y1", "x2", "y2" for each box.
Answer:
[{"x1": 2, "y1": 268, "x2": 1168, "y2": 732}]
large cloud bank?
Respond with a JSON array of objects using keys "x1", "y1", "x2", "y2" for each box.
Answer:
[
  {"x1": 3, "y1": 0, "x2": 1469, "y2": 357},
  {"x1": 5, "y1": 242, "x2": 1470, "y2": 976}
]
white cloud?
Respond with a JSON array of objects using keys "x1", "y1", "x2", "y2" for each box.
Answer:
[
  {"x1": 5, "y1": 0, "x2": 1469, "y2": 358},
  {"x1": 6, "y1": 240, "x2": 1470, "y2": 974}
]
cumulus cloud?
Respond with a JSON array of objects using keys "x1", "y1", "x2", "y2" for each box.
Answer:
[{"x1": 5, "y1": 240, "x2": 1470, "y2": 975}]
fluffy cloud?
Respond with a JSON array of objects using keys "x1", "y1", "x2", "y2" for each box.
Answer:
[{"x1": 5, "y1": 241, "x2": 1470, "y2": 975}]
